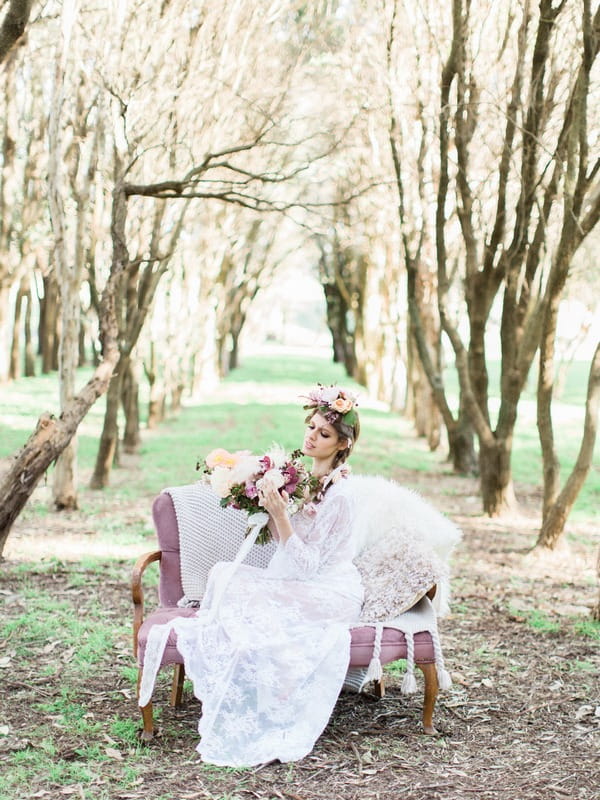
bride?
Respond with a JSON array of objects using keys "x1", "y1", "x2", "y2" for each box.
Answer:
[{"x1": 139, "y1": 386, "x2": 365, "y2": 766}]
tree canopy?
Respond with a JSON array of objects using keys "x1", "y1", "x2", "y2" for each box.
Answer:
[{"x1": 0, "y1": 0, "x2": 598, "y2": 559}]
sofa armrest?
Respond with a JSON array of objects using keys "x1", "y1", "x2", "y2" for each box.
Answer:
[{"x1": 132, "y1": 550, "x2": 162, "y2": 658}]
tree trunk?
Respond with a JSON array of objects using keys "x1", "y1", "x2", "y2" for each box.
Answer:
[
  {"x1": 591, "y1": 546, "x2": 600, "y2": 621},
  {"x1": 78, "y1": 319, "x2": 86, "y2": 366},
  {"x1": 448, "y1": 410, "x2": 477, "y2": 475},
  {"x1": 144, "y1": 346, "x2": 166, "y2": 429},
  {"x1": 9, "y1": 278, "x2": 26, "y2": 379},
  {"x1": 0, "y1": 0, "x2": 33, "y2": 64},
  {"x1": 0, "y1": 283, "x2": 12, "y2": 383},
  {"x1": 52, "y1": 284, "x2": 82, "y2": 509},
  {"x1": 85, "y1": 185, "x2": 130, "y2": 492},
  {"x1": 89, "y1": 365, "x2": 124, "y2": 488},
  {"x1": 228, "y1": 309, "x2": 248, "y2": 373},
  {"x1": 407, "y1": 322, "x2": 442, "y2": 451},
  {"x1": 536, "y1": 343, "x2": 600, "y2": 549},
  {"x1": 147, "y1": 389, "x2": 166, "y2": 429},
  {"x1": 479, "y1": 437, "x2": 517, "y2": 515},
  {"x1": 53, "y1": 438, "x2": 78, "y2": 510},
  {"x1": 122, "y1": 360, "x2": 141, "y2": 453},
  {"x1": 40, "y1": 273, "x2": 59, "y2": 373},
  {"x1": 23, "y1": 282, "x2": 35, "y2": 376},
  {"x1": 171, "y1": 383, "x2": 185, "y2": 413}
]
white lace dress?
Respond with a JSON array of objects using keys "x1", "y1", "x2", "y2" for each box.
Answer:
[{"x1": 140, "y1": 478, "x2": 363, "y2": 767}]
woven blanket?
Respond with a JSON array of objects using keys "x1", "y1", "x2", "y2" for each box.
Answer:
[{"x1": 164, "y1": 482, "x2": 276, "y2": 605}]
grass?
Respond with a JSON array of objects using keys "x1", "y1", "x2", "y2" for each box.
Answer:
[
  {"x1": 2, "y1": 353, "x2": 597, "y2": 524},
  {"x1": 0, "y1": 350, "x2": 598, "y2": 799},
  {"x1": 572, "y1": 618, "x2": 600, "y2": 640},
  {"x1": 522, "y1": 610, "x2": 561, "y2": 635},
  {"x1": 0, "y1": 560, "x2": 150, "y2": 800}
]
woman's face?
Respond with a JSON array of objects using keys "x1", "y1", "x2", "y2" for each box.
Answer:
[{"x1": 302, "y1": 412, "x2": 347, "y2": 463}]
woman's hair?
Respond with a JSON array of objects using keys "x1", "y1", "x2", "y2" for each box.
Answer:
[{"x1": 305, "y1": 407, "x2": 360, "y2": 469}]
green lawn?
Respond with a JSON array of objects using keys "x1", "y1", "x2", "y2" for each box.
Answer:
[{"x1": 0, "y1": 352, "x2": 597, "y2": 521}]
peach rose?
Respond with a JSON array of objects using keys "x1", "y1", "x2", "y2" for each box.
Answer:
[
  {"x1": 331, "y1": 397, "x2": 353, "y2": 414},
  {"x1": 205, "y1": 448, "x2": 237, "y2": 469}
]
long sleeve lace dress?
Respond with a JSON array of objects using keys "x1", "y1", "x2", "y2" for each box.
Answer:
[{"x1": 139, "y1": 477, "x2": 363, "y2": 767}]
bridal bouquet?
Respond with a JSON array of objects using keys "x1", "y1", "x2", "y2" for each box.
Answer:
[{"x1": 199, "y1": 445, "x2": 317, "y2": 544}]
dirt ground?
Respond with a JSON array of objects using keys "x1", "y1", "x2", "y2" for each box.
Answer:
[{"x1": 1, "y1": 466, "x2": 599, "y2": 800}]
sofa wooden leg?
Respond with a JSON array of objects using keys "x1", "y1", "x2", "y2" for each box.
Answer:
[
  {"x1": 170, "y1": 663, "x2": 185, "y2": 707},
  {"x1": 136, "y1": 667, "x2": 155, "y2": 741},
  {"x1": 373, "y1": 676, "x2": 385, "y2": 699},
  {"x1": 418, "y1": 662, "x2": 439, "y2": 735},
  {"x1": 139, "y1": 701, "x2": 155, "y2": 741}
]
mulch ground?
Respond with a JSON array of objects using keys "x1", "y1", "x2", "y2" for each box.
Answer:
[{"x1": 1, "y1": 471, "x2": 599, "y2": 800}]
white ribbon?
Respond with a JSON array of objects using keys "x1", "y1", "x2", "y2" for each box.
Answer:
[{"x1": 204, "y1": 511, "x2": 269, "y2": 621}]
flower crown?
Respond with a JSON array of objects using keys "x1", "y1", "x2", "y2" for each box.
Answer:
[{"x1": 302, "y1": 384, "x2": 359, "y2": 427}]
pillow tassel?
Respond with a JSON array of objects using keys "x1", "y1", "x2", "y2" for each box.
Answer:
[
  {"x1": 431, "y1": 627, "x2": 452, "y2": 690},
  {"x1": 401, "y1": 631, "x2": 418, "y2": 694},
  {"x1": 359, "y1": 623, "x2": 384, "y2": 690}
]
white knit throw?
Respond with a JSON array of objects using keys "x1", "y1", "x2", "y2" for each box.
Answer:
[{"x1": 163, "y1": 482, "x2": 276, "y2": 606}]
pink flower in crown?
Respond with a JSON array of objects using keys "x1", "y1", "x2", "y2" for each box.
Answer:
[
  {"x1": 320, "y1": 385, "x2": 341, "y2": 404},
  {"x1": 244, "y1": 482, "x2": 258, "y2": 499}
]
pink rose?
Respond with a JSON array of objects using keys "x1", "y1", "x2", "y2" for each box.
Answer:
[{"x1": 245, "y1": 483, "x2": 258, "y2": 499}]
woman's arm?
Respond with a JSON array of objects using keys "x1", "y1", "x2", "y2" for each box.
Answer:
[{"x1": 262, "y1": 479, "x2": 354, "y2": 579}]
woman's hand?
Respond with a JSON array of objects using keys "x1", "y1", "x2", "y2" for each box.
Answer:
[
  {"x1": 258, "y1": 478, "x2": 289, "y2": 522},
  {"x1": 258, "y1": 477, "x2": 295, "y2": 543}
]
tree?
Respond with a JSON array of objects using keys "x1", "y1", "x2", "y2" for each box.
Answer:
[
  {"x1": 385, "y1": 1, "x2": 466, "y2": 463},
  {"x1": 89, "y1": 182, "x2": 188, "y2": 487},
  {"x1": 592, "y1": 547, "x2": 600, "y2": 620},
  {"x1": 0, "y1": 0, "x2": 33, "y2": 64},
  {"x1": 536, "y1": 343, "x2": 600, "y2": 549},
  {"x1": 534, "y1": 2, "x2": 600, "y2": 547},
  {"x1": 47, "y1": 1, "x2": 101, "y2": 509},
  {"x1": 0, "y1": 45, "x2": 45, "y2": 384},
  {"x1": 0, "y1": 188, "x2": 126, "y2": 558},
  {"x1": 381, "y1": 0, "x2": 600, "y2": 513}
]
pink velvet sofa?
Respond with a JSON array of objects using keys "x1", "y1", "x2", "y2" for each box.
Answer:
[{"x1": 132, "y1": 492, "x2": 441, "y2": 741}]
